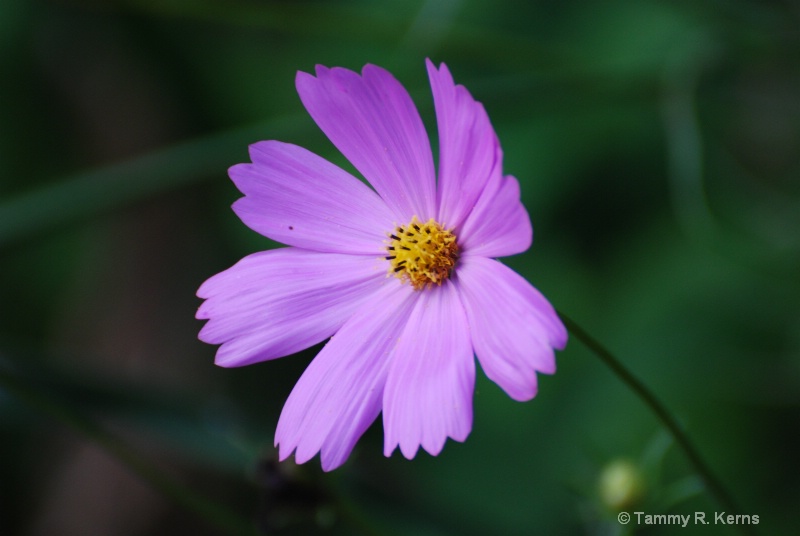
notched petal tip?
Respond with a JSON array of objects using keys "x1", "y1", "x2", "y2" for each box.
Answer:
[
  {"x1": 384, "y1": 432, "x2": 469, "y2": 461},
  {"x1": 196, "y1": 249, "x2": 387, "y2": 371},
  {"x1": 425, "y1": 56, "x2": 449, "y2": 71},
  {"x1": 429, "y1": 58, "x2": 501, "y2": 230},
  {"x1": 460, "y1": 174, "x2": 533, "y2": 258},
  {"x1": 274, "y1": 284, "x2": 415, "y2": 472},
  {"x1": 226, "y1": 140, "x2": 396, "y2": 253},
  {"x1": 314, "y1": 64, "x2": 331, "y2": 77},
  {"x1": 295, "y1": 58, "x2": 436, "y2": 222},
  {"x1": 294, "y1": 69, "x2": 316, "y2": 94},
  {"x1": 246, "y1": 138, "x2": 271, "y2": 155},
  {"x1": 361, "y1": 63, "x2": 385, "y2": 76},
  {"x1": 457, "y1": 257, "x2": 563, "y2": 401},
  {"x1": 382, "y1": 283, "x2": 474, "y2": 463},
  {"x1": 226, "y1": 161, "x2": 246, "y2": 179},
  {"x1": 383, "y1": 440, "x2": 421, "y2": 460}
]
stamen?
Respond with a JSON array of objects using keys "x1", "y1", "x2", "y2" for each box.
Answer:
[{"x1": 385, "y1": 216, "x2": 459, "y2": 290}]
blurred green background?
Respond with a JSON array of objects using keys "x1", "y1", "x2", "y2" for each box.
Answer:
[{"x1": 1, "y1": 0, "x2": 798, "y2": 534}]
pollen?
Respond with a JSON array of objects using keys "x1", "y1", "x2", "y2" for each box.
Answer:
[{"x1": 386, "y1": 216, "x2": 458, "y2": 290}]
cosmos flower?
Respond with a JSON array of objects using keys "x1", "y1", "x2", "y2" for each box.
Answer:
[{"x1": 196, "y1": 60, "x2": 567, "y2": 471}]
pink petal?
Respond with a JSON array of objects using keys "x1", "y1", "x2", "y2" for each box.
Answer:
[
  {"x1": 197, "y1": 248, "x2": 387, "y2": 367},
  {"x1": 275, "y1": 282, "x2": 418, "y2": 471},
  {"x1": 427, "y1": 60, "x2": 498, "y2": 230},
  {"x1": 383, "y1": 281, "x2": 475, "y2": 459},
  {"x1": 229, "y1": 141, "x2": 395, "y2": 255},
  {"x1": 455, "y1": 256, "x2": 566, "y2": 402},
  {"x1": 296, "y1": 65, "x2": 436, "y2": 223},
  {"x1": 458, "y1": 160, "x2": 533, "y2": 258}
]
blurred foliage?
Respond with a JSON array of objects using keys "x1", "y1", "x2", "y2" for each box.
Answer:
[{"x1": 1, "y1": 0, "x2": 799, "y2": 534}]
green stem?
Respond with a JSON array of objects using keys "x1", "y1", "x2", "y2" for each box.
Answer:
[
  {"x1": 0, "y1": 366, "x2": 257, "y2": 536},
  {"x1": 558, "y1": 312, "x2": 756, "y2": 536}
]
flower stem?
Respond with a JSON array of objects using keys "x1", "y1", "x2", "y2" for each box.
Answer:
[
  {"x1": 0, "y1": 365, "x2": 258, "y2": 536},
  {"x1": 558, "y1": 312, "x2": 756, "y2": 536}
]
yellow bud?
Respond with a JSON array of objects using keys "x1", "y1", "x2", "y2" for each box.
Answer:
[{"x1": 598, "y1": 458, "x2": 645, "y2": 510}]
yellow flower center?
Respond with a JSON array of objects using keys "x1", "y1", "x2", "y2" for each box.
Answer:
[{"x1": 386, "y1": 216, "x2": 458, "y2": 290}]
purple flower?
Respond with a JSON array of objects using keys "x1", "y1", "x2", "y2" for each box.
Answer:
[{"x1": 196, "y1": 60, "x2": 567, "y2": 471}]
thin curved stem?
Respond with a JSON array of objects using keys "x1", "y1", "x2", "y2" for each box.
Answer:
[{"x1": 558, "y1": 312, "x2": 756, "y2": 536}]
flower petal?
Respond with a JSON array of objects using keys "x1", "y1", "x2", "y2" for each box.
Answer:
[
  {"x1": 197, "y1": 248, "x2": 386, "y2": 367},
  {"x1": 427, "y1": 60, "x2": 498, "y2": 230},
  {"x1": 229, "y1": 141, "x2": 396, "y2": 254},
  {"x1": 383, "y1": 281, "x2": 475, "y2": 459},
  {"x1": 459, "y1": 162, "x2": 533, "y2": 258},
  {"x1": 455, "y1": 256, "x2": 566, "y2": 402},
  {"x1": 275, "y1": 282, "x2": 418, "y2": 471},
  {"x1": 296, "y1": 65, "x2": 436, "y2": 222}
]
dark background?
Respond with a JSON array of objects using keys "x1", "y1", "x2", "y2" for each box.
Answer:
[{"x1": 1, "y1": 0, "x2": 798, "y2": 534}]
